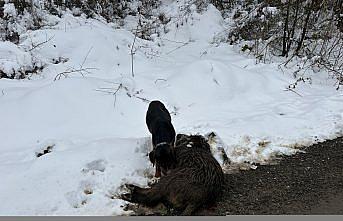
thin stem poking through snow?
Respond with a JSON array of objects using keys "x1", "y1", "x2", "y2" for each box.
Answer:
[
  {"x1": 165, "y1": 40, "x2": 191, "y2": 55},
  {"x1": 80, "y1": 47, "x2": 94, "y2": 69},
  {"x1": 53, "y1": 68, "x2": 97, "y2": 81},
  {"x1": 95, "y1": 83, "x2": 123, "y2": 109},
  {"x1": 284, "y1": 88, "x2": 302, "y2": 97},
  {"x1": 29, "y1": 35, "x2": 55, "y2": 52},
  {"x1": 130, "y1": 18, "x2": 140, "y2": 78},
  {"x1": 54, "y1": 47, "x2": 96, "y2": 81}
]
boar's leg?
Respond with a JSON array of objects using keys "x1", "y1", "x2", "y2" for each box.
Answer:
[
  {"x1": 155, "y1": 164, "x2": 161, "y2": 178},
  {"x1": 181, "y1": 203, "x2": 201, "y2": 216},
  {"x1": 172, "y1": 184, "x2": 207, "y2": 216},
  {"x1": 121, "y1": 184, "x2": 163, "y2": 207}
]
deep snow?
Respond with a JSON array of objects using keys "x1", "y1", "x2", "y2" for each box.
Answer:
[{"x1": 0, "y1": 3, "x2": 342, "y2": 215}]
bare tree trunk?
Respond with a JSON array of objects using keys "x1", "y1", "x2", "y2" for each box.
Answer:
[
  {"x1": 296, "y1": 0, "x2": 314, "y2": 55},
  {"x1": 282, "y1": 0, "x2": 291, "y2": 57},
  {"x1": 212, "y1": 0, "x2": 224, "y2": 10},
  {"x1": 287, "y1": 0, "x2": 300, "y2": 54},
  {"x1": 335, "y1": 0, "x2": 343, "y2": 32},
  {"x1": 0, "y1": 0, "x2": 4, "y2": 18}
]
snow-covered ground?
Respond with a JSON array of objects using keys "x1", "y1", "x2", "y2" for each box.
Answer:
[{"x1": 0, "y1": 3, "x2": 343, "y2": 215}]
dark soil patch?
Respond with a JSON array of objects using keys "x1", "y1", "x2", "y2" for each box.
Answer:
[
  {"x1": 36, "y1": 145, "x2": 55, "y2": 158},
  {"x1": 199, "y1": 137, "x2": 343, "y2": 215}
]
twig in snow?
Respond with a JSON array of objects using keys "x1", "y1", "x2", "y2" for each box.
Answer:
[
  {"x1": 165, "y1": 40, "x2": 191, "y2": 55},
  {"x1": 54, "y1": 47, "x2": 96, "y2": 81},
  {"x1": 96, "y1": 80, "x2": 150, "y2": 110},
  {"x1": 54, "y1": 67, "x2": 97, "y2": 81},
  {"x1": 154, "y1": 78, "x2": 167, "y2": 84},
  {"x1": 284, "y1": 88, "x2": 302, "y2": 97},
  {"x1": 29, "y1": 35, "x2": 55, "y2": 52},
  {"x1": 80, "y1": 47, "x2": 94, "y2": 69},
  {"x1": 200, "y1": 51, "x2": 208, "y2": 57},
  {"x1": 132, "y1": 95, "x2": 150, "y2": 103},
  {"x1": 95, "y1": 83, "x2": 123, "y2": 109},
  {"x1": 161, "y1": 38, "x2": 190, "y2": 44}
]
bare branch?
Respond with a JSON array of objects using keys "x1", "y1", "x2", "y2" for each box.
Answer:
[
  {"x1": 80, "y1": 46, "x2": 94, "y2": 69},
  {"x1": 29, "y1": 35, "x2": 55, "y2": 52},
  {"x1": 165, "y1": 40, "x2": 191, "y2": 55},
  {"x1": 130, "y1": 17, "x2": 140, "y2": 78},
  {"x1": 54, "y1": 67, "x2": 97, "y2": 81},
  {"x1": 284, "y1": 88, "x2": 303, "y2": 97},
  {"x1": 96, "y1": 83, "x2": 123, "y2": 109}
]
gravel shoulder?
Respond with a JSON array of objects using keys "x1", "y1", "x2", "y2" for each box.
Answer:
[{"x1": 200, "y1": 137, "x2": 343, "y2": 215}]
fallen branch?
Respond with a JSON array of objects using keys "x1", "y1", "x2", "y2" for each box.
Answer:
[
  {"x1": 29, "y1": 35, "x2": 55, "y2": 52},
  {"x1": 95, "y1": 83, "x2": 123, "y2": 109},
  {"x1": 165, "y1": 40, "x2": 191, "y2": 55},
  {"x1": 284, "y1": 88, "x2": 302, "y2": 97},
  {"x1": 131, "y1": 95, "x2": 150, "y2": 103},
  {"x1": 80, "y1": 47, "x2": 94, "y2": 69},
  {"x1": 54, "y1": 47, "x2": 96, "y2": 81},
  {"x1": 96, "y1": 81, "x2": 150, "y2": 109},
  {"x1": 54, "y1": 67, "x2": 97, "y2": 81}
]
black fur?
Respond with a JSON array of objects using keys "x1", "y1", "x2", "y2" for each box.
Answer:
[
  {"x1": 146, "y1": 100, "x2": 176, "y2": 177},
  {"x1": 121, "y1": 135, "x2": 225, "y2": 215},
  {"x1": 146, "y1": 100, "x2": 175, "y2": 147}
]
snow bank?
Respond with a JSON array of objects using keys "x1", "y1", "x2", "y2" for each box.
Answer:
[
  {"x1": 0, "y1": 41, "x2": 43, "y2": 78},
  {"x1": 0, "y1": 137, "x2": 152, "y2": 215},
  {"x1": 0, "y1": 3, "x2": 342, "y2": 215}
]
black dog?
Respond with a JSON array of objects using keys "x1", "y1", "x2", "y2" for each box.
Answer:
[{"x1": 146, "y1": 100, "x2": 176, "y2": 177}]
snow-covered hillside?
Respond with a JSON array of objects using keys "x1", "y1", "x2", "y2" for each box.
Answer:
[{"x1": 0, "y1": 1, "x2": 342, "y2": 215}]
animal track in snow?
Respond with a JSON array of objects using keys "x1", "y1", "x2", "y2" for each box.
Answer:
[
  {"x1": 79, "y1": 180, "x2": 96, "y2": 195},
  {"x1": 65, "y1": 191, "x2": 88, "y2": 208},
  {"x1": 64, "y1": 159, "x2": 108, "y2": 209},
  {"x1": 81, "y1": 159, "x2": 107, "y2": 173},
  {"x1": 65, "y1": 179, "x2": 97, "y2": 209},
  {"x1": 135, "y1": 137, "x2": 151, "y2": 154}
]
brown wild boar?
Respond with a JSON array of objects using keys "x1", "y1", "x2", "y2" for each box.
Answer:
[{"x1": 121, "y1": 134, "x2": 224, "y2": 215}]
